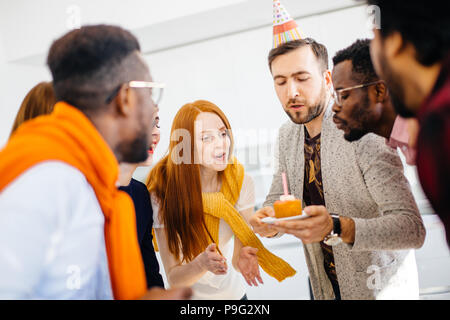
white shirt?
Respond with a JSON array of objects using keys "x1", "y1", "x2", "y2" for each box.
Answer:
[
  {"x1": 152, "y1": 174, "x2": 255, "y2": 300},
  {"x1": 0, "y1": 161, "x2": 113, "y2": 299}
]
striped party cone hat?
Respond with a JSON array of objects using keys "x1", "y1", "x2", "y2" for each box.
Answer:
[{"x1": 273, "y1": 0, "x2": 302, "y2": 48}]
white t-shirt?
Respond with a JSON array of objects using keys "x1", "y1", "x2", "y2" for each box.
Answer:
[
  {"x1": 0, "y1": 161, "x2": 113, "y2": 299},
  {"x1": 152, "y1": 174, "x2": 255, "y2": 300}
]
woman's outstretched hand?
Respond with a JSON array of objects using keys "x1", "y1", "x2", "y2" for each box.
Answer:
[
  {"x1": 198, "y1": 243, "x2": 228, "y2": 275},
  {"x1": 238, "y1": 246, "x2": 263, "y2": 286}
]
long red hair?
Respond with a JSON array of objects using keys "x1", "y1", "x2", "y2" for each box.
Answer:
[{"x1": 146, "y1": 100, "x2": 234, "y2": 262}]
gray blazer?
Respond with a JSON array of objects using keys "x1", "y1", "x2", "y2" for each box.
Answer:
[{"x1": 264, "y1": 104, "x2": 426, "y2": 300}]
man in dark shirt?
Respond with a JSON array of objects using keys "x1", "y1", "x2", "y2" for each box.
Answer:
[
  {"x1": 367, "y1": 0, "x2": 450, "y2": 246},
  {"x1": 303, "y1": 127, "x2": 340, "y2": 299}
]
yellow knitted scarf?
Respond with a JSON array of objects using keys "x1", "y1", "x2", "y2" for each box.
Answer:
[{"x1": 202, "y1": 157, "x2": 296, "y2": 282}]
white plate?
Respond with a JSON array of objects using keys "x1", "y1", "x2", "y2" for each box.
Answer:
[{"x1": 261, "y1": 211, "x2": 309, "y2": 224}]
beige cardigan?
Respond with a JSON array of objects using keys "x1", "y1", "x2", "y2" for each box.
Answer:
[{"x1": 264, "y1": 104, "x2": 426, "y2": 300}]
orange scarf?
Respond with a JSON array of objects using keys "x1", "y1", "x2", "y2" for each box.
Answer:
[{"x1": 0, "y1": 102, "x2": 146, "y2": 300}]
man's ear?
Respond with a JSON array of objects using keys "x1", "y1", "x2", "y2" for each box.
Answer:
[
  {"x1": 115, "y1": 84, "x2": 131, "y2": 117},
  {"x1": 374, "y1": 81, "x2": 388, "y2": 103},
  {"x1": 384, "y1": 31, "x2": 406, "y2": 62},
  {"x1": 324, "y1": 69, "x2": 333, "y2": 89}
]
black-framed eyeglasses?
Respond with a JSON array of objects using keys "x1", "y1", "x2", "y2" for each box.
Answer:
[
  {"x1": 333, "y1": 80, "x2": 384, "y2": 106},
  {"x1": 105, "y1": 80, "x2": 165, "y2": 105}
]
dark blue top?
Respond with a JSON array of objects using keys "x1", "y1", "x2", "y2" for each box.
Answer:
[{"x1": 119, "y1": 178, "x2": 164, "y2": 288}]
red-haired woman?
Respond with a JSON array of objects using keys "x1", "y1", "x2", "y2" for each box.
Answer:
[
  {"x1": 147, "y1": 100, "x2": 295, "y2": 300},
  {"x1": 9, "y1": 81, "x2": 56, "y2": 137}
]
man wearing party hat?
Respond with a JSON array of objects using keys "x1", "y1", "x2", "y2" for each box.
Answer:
[
  {"x1": 272, "y1": 0, "x2": 302, "y2": 48},
  {"x1": 249, "y1": 0, "x2": 425, "y2": 300}
]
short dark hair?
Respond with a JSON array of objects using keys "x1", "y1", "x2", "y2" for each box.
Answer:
[
  {"x1": 268, "y1": 38, "x2": 329, "y2": 72},
  {"x1": 366, "y1": 0, "x2": 450, "y2": 66},
  {"x1": 332, "y1": 39, "x2": 378, "y2": 83},
  {"x1": 47, "y1": 24, "x2": 143, "y2": 112}
]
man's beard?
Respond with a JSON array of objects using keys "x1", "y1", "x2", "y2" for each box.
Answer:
[
  {"x1": 116, "y1": 122, "x2": 149, "y2": 163},
  {"x1": 334, "y1": 111, "x2": 370, "y2": 142},
  {"x1": 344, "y1": 128, "x2": 367, "y2": 142},
  {"x1": 378, "y1": 51, "x2": 416, "y2": 118},
  {"x1": 343, "y1": 93, "x2": 372, "y2": 142},
  {"x1": 285, "y1": 86, "x2": 328, "y2": 124}
]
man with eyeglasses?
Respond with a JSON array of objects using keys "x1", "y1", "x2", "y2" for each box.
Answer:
[
  {"x1": 249, "y1": 38, "x2": 425, "y2": 300},
  {"x1": 331, "y1": 39, "x2": 416, "y2": 165},
  {"x1": 0, "y1": 25, "x2": 191, "y2": 300}
]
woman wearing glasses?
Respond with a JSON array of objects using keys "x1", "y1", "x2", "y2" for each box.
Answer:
[{"x1": 146, "y1": 100, "x2": 296, "y2": 300}]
